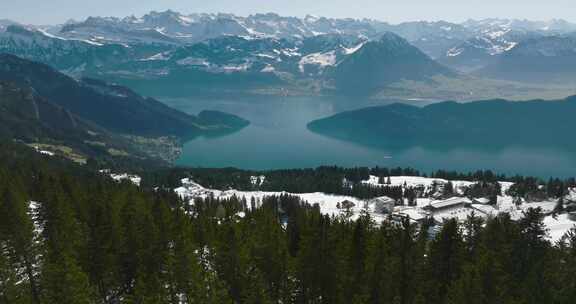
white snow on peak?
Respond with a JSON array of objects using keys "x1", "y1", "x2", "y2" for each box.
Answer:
[
  {"x1": 141, "y1": 52, "x2": 170, "y2": 61},
  {"x1": 260, "y1": 64, "x2": 275, "y2": 73},
  {"x1": 446, "y1": 47, "x2": 464, "y2": 57},
  {"x1": 36, "y1": 28, "x2": 68, "y2": 41},
  {"x1": 176, "y1": 57, "x2": 209, "y2": 66},
  {"x1": 484, "y1": 28, "x2": 511, "y2": 39},
  {"x1": 298, "y1": 51, "x2": 336, "y2": 73},
  {"x1": 344, "y1": 41, "x2": 366, "y2": 55}
]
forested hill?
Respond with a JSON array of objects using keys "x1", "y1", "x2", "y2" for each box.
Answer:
[
  {"x1": 1, "y1": 141, "x2": 576, "y2": 303},
  {"x1": 0, "y1": 54, "x2": 249, "y2": 138},
  {"x1": 0, "y1": 54, "x2": 249, "y2": 164},
  {"x1": 308, "y1": 96, "x2": 576, "y2": 148},
  {"x1": 0, "y1": 81, "x2": 159, "y2": 161}
]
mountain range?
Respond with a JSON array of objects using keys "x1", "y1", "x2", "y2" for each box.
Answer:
[
  {"x1": 477, "y1": 35, "x2": 576, "y2": 83},
  {"x1": 45, "y1": 12, "x2": 576, "y2": 57},
  {"x1": 2, "y1": 11, "x2": 576, "y2": 99}
]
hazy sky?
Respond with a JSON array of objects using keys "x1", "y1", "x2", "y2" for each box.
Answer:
[{"x1": 2, "y1": 0, "x2": 576, "y2": 25}]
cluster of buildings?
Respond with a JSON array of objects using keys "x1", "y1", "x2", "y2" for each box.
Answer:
[{"x1": 366, "y1": 195, "x2": 496, "y2": 226}]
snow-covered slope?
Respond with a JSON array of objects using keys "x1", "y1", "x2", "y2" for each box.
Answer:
[
  {"x1": 175, "y1": 178, "x2": 378, "y2": 221},
  {"x1": 463, "y1": 18, "x2": 576, "y2": 34},
  {"x1": 7, "y1": 12, "x2": 576, "y2": 86},
  {"x1": 175, "y1": 175, "x2": 576, "y2": 242},
  {"x1": 476, "y1": 35, "x2": 576, "y2": 83},
  {"x1": 0, "y1": 24, "x2": 145, "y2": 74},
  {"x1": 440, "y1": 18, "x2": 576, "y2": 71},
  {"x1": 56, "y1": 12, "x2": 576, "y2": 60},
  {"x1": 57, "y1": 11, "x2": 381, "y2": 46},
  {"x1": 441, "y1": 29, "x2": 544, "y2": 71}
]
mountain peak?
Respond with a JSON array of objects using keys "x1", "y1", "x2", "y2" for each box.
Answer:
[
  {"x1": 331, "y1": 32, "x2": 453, "y2": 96},
  {"x1": 377, "y1": 31, "x2": 411, "y2": 45}
]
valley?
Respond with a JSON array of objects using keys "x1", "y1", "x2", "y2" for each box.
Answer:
[
  {"x1": 3, "y1": 10, "x2": 576, "y2": 176},
  {"x1": 3, "y1": 5, "x2": 576, "y2": 304}
]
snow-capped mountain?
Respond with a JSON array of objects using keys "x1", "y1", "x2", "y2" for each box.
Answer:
[
  {"x1": 55, "y1": 12, "x2": 576, "y2": 62},
  {"x1": 463, "y1": 18, "x2": 576, "y2": 34},
  {"x1": 478, "y1": 35, "x2": 576, "y2": 83},
  {"x1": 132, "y1": 33, "x2": 367, "y2": 81},
  {"x1": 54, "y1": 11, "x2": 473, "y2": 58},
  {"x1": 509, "y1": 35, "x2": 576, "y2": 57},
  {"x1": 0, "y1": 19, "x2": 19, "y2": 29},
  {"x1": 440, "y1": 29, "x2": 543, "y2": 71},
  {"x1": 387, "y1": 21, "x2": 472, "y2": 58},
  {"x1": 4, "y1": 11, "x2": 576, "y2": 93},
  {"x1": 56, "y1": 11, "x2": 381, "y2": 46},
  {"x1": 58, "y1": 15, "x2": 182, "y2": 46},
  {"x1": 438, "y1": 18, "x2": 576, "y2": 71},
  {"x1": 330, "y1": 32, "x2": 454, "y2": 95},
  {"x1": 0, "y1": 20, "x2": 367, "y2": 80},
  {"x1": 0, "y1": 24, "x2": 170, "y2": 75}
]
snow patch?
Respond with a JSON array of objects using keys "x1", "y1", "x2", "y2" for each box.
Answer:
[
  {"x1": 298, "y1": 51, "x2": 336, "y2": 73},
  {"x1": 99, "y1": 170, "x2": 141, "y2": 186},
  {"x1": 344, "y1": 42, "x2": 366, "y2": 55},
  {"x1": 544, "y1": 213, "x2": 576, "y2": 243}
]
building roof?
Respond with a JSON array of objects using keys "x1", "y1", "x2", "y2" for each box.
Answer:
[
  {"x1": 427, "y1": 197, "x2": 472, "y2": 210},
  {"x1": 370, "y1": 196, "x2": 395, "y2": 203},
  {"x1": 473, "y1": 197, "x2": 491, "y2": 204},
  {"x1": 397, "y1": 208, "x2": 428, "y2": 221}
]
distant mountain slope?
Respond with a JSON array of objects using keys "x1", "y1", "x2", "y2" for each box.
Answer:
[
  {"x1": 55, "y1": 11, "x2": 381, "y2": 45},
  {"x1": 53, "y1": 12, "x2": 576, "y2": 59},
  {"x1": 462, "y1": 18, "x2": 576, "y2": 34},
  {"x1": 0, "y1": 25, "x2": 167, "y2": 74},
  {"x1": 477, "y1": 35, "x2": 576, "y2": 83},
  {"x1": 329, "y1": 33, "x2": 454, "y2": 96},
  {"x1": 0, "y1": 81, "x2": 97, "y2": 139},
  {"x1": 439, "y1": 30, "x2": 542, "y2": 72},
  {"x1": 389, "y1": 21, "x2": 472, "y2": 58},
  {"x1": 3, "y1": 14, "x2": 576, "y2": 100},
  {"x1": 0, "y1": 54, "x2": 248, "y2": 138},
  {"x1": 308, "y1": 96, "x2": 576, "y2": 148},
  {"x1": 0, "y1": 81, "x2": 149, "y2": 161}
]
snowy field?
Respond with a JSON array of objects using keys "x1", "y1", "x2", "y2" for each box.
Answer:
[
  {"x1": 175, "y1": 178, "x2": 381, "y2": 222},
  {"x1": 544, "y1": 214, "x2": 576, "y2": 243},
  {"x1": 173, "y1": 175, "x2": 576, "y2": 242}
]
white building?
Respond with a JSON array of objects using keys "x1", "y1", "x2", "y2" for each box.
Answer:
[
  {"x1": 392, "y1": 207, "x2": 430, "y2": 225},
  {"x1": 424, "y1": 197, "x2": 472, "y2": 213},
  {"x1": 370, "y1": 196, "x2": 396, "y2": 214}
]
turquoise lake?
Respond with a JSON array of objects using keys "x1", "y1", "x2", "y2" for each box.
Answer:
[{"x1": 160, "y1": 95, "x2": 576, "y2": 178}]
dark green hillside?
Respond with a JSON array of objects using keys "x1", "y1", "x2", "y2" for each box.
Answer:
[
  {"x1": 0, "y1": 81, "x2": 149, "y2": 161},
  {"x1": 0, "y1": 54, "x2": 248, "y2": 138},
  {"x1": 308, "y1": 96, "x2": 576, "y2": 148}
]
